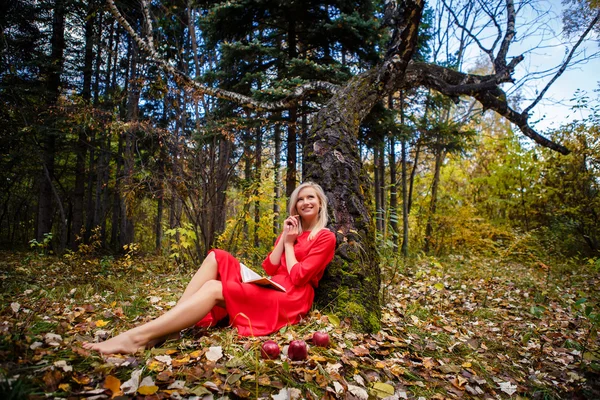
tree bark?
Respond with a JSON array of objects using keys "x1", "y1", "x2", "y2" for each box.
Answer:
[
  {"x1": 273, "y1": 122, "x2": 282, "y2": 237},
  {"x1": 307, "y1": 69, "x2": 392, "y2": 332},
  {"x1": 424, "y1": 146, "x2": 445, "y2": 254},
  {"x1": 37, "y1": 0, "x2": 66, "y2": 243}
]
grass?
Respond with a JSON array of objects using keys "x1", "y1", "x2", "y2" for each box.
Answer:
[{"x1": 1, "y1": 249, "x2": 599, "y2": 398}]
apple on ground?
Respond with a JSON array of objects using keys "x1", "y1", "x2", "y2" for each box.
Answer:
[
  {"x1": 287, "y1": 340, "x2": 308, "y2": 361},
  {"x1": 312, "y1": 331, "x2": 330, "y2": 347},
  {"x1": 261, "y1": 340, "x2": 280, "y2": 359}
]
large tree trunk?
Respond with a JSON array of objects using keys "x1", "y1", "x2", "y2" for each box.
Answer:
[
  {"x1": 307, "y1": 69, "x2": 388, "y2": 332},
  {"x1": 305, "y1": 0, "x2": 425, "y2": 332}
]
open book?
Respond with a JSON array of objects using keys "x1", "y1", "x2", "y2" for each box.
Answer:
[{"x1": 240, "y1": 263, "x2": 287, "y2": 292}]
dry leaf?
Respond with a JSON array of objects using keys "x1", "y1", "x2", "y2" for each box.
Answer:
[
  {"x1": 120, "y1": 368, "x2": 142, "y2": 394},
  {"x1": 370, "y1": 382, "x2": 394, "y2": 398},
  {"x1": 205, "y1": 346, "x2": 223, "y2": 361},
  {"x1": 104, "y1": 375, "x2": 122, "y2": 398}
]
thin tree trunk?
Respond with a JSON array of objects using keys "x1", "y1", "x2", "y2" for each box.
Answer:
[
  {"x1": 286, "y1": 107, "x2": 297, "y2": 197},
  {"x1": 400, "y1": 136, "x2": 409, "y2": 257},
  {"x1": 389, "y1": 135, "x2": 398, "y2": 247},
  {"x1": 424, "y1": 147, "x2": 445, "y2": 254},
  {"x1": 254, "y1": 125, "x2": 262, "y2": 249},
  {"x1": 378, "y1": 141, "x2": 386, "y2": 233},
  {"x1": 374, "y1": 145, "x2": 382, "y2": 232},
  {"x1": 273, "y1": 122, "x2": 282, "y2": 237}
]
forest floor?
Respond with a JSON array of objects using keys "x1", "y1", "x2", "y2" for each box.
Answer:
[{"x1": 0, "y1": 249, "x2": 599, "y2": 399}]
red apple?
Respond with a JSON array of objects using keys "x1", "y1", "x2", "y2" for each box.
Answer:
[
  {"x1": 261, "y1": 340, "x2": 280, "y2": 359},
  {"x1": 312, "y1": 331, "x2": 330, "y2": 347},
  {"x1": 287, "y1": 340, "x2": 308, "y2": 361}
]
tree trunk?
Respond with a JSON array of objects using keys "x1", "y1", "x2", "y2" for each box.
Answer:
[
  {"x1": 424, "y1": 147, "x2": 445, "y2": 254},
  {"x1": 36, "y1": 0, "x2": 66, "y2": 243},
  {"x1": 254, "y1": 125, "x2": 262, "y2": 249},
  {"x1": 273, "y1": 122, "x2": 282, "y2": 237},
  {"x1": 400, "y1": 137, "x2": 409, "y2": 256},
  {"x1": 374, "y1": 145, "x2": 382, "y2": 232},
  {"x1": 307, "y1": 69, "x2": 388, "y2": 332},
  {"x1": 71, "y1": 0, "x2": 96, "y2": 248},
  {"x1": 378, "y1": 141, "x2": 386, "y2": 232},
  {"x1": 286, "y1": 107, "x2": 297, "y2": 197},
  {"x1": 388, "y1": 135, "x2": 398, "y2": 248}
]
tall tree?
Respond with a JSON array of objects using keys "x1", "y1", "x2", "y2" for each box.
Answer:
[{"x1": 107, "y1": 0, "x2": 589, "y2": 330}]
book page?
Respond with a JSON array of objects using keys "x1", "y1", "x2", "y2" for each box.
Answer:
[{"x1": 240, "y1": 263, "x2": 286, "y2": 292}]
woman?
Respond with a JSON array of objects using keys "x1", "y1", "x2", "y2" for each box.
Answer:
[{"x1": 83, "y1": 182, "x2": 336, "y2": 354}]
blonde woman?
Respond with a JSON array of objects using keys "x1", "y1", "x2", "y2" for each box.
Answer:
[{"x1": 84, "y1": 182, "x2": 336, "y2": 354}]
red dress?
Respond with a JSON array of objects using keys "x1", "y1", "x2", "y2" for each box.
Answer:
[{"x1": 196, "y1": 229, "x2": 336, "y2": 336}]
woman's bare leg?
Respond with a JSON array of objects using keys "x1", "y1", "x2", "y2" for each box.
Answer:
[
  {"x1": 178, "y1": 252, "x2": 219, "y2": 304},
  {"x1": 146, "y1": 252, "x2": 220, "y2": 349},
  {"x1": 83, "y1": 280, "x2": 225, "y2": 354}
]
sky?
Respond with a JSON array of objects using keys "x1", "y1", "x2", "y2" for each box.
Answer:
[
  {"x1": 508, "y1": 0, "x2": 599, "y2": 133},
  {"x1": 457, "y1": 0, "x2": 599, "y2": 134}
]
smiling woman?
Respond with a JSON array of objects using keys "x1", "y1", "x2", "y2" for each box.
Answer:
[{"x1": 83, "y1": 182, "x2": 336, "y2": 354}]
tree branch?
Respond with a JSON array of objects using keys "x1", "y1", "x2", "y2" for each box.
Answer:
[
  {"x1": 523, "y1": 8, "x2": 600, "y2": 115},
  {"x1": 106, "y1": 0, "x2": 340, "y2": 111},
  {"x1": 405, "y1": 61, "x2": 570, "y2": 154}
]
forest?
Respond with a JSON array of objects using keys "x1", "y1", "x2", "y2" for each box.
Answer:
[{"x1": 1, "y1": 0, "x2": 599, "y2": 398}]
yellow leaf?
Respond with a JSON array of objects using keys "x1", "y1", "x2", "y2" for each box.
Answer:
[
  {"x1": 371, "y1": 382, "x2": 395, "y2": 398},
  {"x1": 104, "y1": 375, "x2": 122, "y2": 397},
  {"x1": 462, "y1": 361, "x2": 472, "y2": 368},
  {"x1": 95, "y1": 319, "x2": 108, "y2": 328},
  {"x1": 138, "y1": 385, "x2": 159, "y2": 395},
  {"x1": 58, "y1": 383, "x2": 70, "y2": 392},
  {"x1": 147, "y1": 360, "x2": 165, "y2": 372},
  {"x1": 433, "y1": 282, "x2": 445, "y2": 290},
  {"x1": 189, "y1": 350, "x2": 203, "y2": 358},
  {"x1": 326, "y1": 314, "x2": 340, "y2": 327}
]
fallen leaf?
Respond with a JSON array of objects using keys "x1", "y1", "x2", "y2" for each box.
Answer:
[
  {"x1": 95, "y1": 319, "x2": 108, "y2": 328},
  {"x1": 154, "y1": 354, "x2": 173, "y2": 365},
  {"x1": 205, "y1": 346, "x2": 223, "y2": 361},
  {"x1": 104, "y1": 375, "x2": 122, "y2": 398},
  {"x1": 120, "y1": 368, "x2": 142, "y2": 394},
  {"x1": 11, "y1": 302, "x2": 20, "y2": 313},
  {"x1": 30, "y1": 341, "x2": 43, "y2": 350},
  {"x1": 168, "y1": 380, "x2": 186, "y2": 389},
  {"x1": 54, "y1": 360, "x2": 72, "y2": 372},
  {"x1": 498, "y1": 381, "x2": 517, "y2": 396},
  {"x1": 138, "y1": 376, "x2": 158, "y2": 395},
  {"x1": 43, "y1": 369, "x2": 63, "y2": 392},
  {"x1": 348, "y1": 384, "x2": 369, "y2": 400},
  {"x1": 370, "y1": 382, "x2": 394, "y2": 398},
  {"x1": 351, "y1": 346, "x2": 370, "y2": 357},
  {"x1": 138, "y1": 384, "x2": 159, "y2": 395},
  {"x1": 58, "y1": 383, "x2": 70, "y2": 392}
]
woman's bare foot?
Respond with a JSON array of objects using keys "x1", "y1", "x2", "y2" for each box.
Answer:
[{"x1": 83, "y1": 332, "x2": 146, "y2": 354}]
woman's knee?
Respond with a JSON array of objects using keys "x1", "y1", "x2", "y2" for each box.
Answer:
[{"x1": 202, "y1": 280, "x2": 224, "y2": 300}]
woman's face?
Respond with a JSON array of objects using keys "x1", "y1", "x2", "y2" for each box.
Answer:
[{"x1": 295, "y1": 187, "x2": 321, "y2": 222}]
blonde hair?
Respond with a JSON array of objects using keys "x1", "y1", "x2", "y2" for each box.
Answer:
[{"x1": 288, "y1": 182, "x2": 329, "y2": 240}]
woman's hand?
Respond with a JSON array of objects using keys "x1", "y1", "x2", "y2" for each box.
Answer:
[{"x1": 283, "y1": 215, "x2": 299, "y2": 245}]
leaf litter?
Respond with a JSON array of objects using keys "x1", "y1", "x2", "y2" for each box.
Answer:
[{"x1": 0, "y1": 251, "x2": 598, "y2": 398}]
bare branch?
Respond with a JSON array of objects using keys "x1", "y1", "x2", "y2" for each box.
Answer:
[
  {"x1": 405, "y1": 61, "x2": 570, "y2": 154},
  {"x1": 442, "y1": 0, "x2": 494, "y2": 64},
  {"x1": 523, "y1": 8, "x2": 600, "y2": 115},
  {"x1": 140, "y1": 0, "x2": 155, "y2": 53},
  {"x1": 494, "y1": 0, "x2": 516, "y2": 72},
  {"x1": 106, "y1": 0, "x2": 340, "y2": 111}
]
